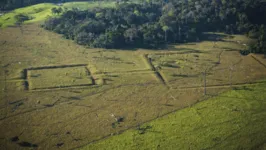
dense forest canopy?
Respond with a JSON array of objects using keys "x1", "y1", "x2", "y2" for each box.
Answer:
[{"x1": 41, "y1": 0, "x2": 266, "y2": 53}]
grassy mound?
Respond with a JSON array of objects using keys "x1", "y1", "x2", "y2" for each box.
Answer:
[
  {"x1": 0, "y1": 3, "x2": 57, "y2": 28},
  {"x1": 81, "y1": 82, "x2": 266, "y2": 150}
]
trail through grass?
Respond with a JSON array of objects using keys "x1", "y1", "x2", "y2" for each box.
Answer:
[{"x1": 81, "y1": 82, "x2": 266, "y2": 150}]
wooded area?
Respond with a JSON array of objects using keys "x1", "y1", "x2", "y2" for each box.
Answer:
[{"x1": 41, "y1": 0, "x2": 266, "y2": 53}]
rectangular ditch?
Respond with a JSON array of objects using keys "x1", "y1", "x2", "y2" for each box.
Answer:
[{"x1": 22, "y1": 64, "x2": 98, "y2": 91}]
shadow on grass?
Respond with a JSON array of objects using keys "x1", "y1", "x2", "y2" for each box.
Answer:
[
  {"x1": 110, "y1": 44, "x2": 168, "y2": 51},
  {"x1": 136, "y1": 125, "x2": 161, "y2": 134},
  {"x1": 220, "y1": 47, "x2": 241, "y2": 51},
  {"x1": 166, "y1": 45, "x2": 203, "y2": 53},
  {"x1": 200, "y1": 33, "x2": 234, "y2": 41},
  {"x1": 171, "y1": 74, "x2": 199, "y2": 78},
  {"x1": 92, "y1": 33, "x2": 236, "y2": 52}
]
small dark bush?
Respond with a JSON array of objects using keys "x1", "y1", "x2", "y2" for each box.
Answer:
[
  {"x1": 240, "y1": 50, "x2": 250, "y2": 55},
  {"x1": 15, "y1": 14, "x2": 32, "y2": 23}
]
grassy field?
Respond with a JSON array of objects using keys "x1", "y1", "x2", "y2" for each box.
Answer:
[
  {"x1": 0, "y1": 4, "x2": 266, "y2": 149},
  {"x1": 0, "y1": 1, "x2": 116, "y2": 28},
  {"x1": 81, "y1": 81, "x2": 266, "y2": 150},
  {"x1": 28, "y1": 65, "x2": 94, "y2": 90},
  {"x1": 0, "y1": 3, "x2": 56, "y2": 28},
  {"x1": 0, "y1": 22, "x2": 266, "y2": 149}
]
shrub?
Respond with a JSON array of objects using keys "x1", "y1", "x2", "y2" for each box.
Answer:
[
  {"x1": 15, "y1": 13, "x2": 32, "y2": 23},
  {"x1": 240, "y1": 50, "x2": 250, "y2": 55}
]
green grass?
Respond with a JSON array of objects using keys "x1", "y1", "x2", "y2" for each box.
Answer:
[
  {"x1": 0, "y1": 1, "x2": 116, "y2": 28},
  {"x1": 0, "y1": 3, "x2": 57, "y2": 28},
  {"x1": 81, "y1": 82, "x2": 266, "y2": 150}
]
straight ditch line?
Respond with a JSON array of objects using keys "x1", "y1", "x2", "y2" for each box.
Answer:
[
  {"x1": 143, "y1": 54, "x2": 169, "y2": 87},
  {"x1": 85, "y1": 66, "x2": 96, "y2": 85},
  {"x1": 30, "y1": 84, "x2": 94, "y2": 91},
  {"x1": 172, "y1": 81, "x2": 266, "y2": 90},
  {"x1": 250, "y1": 54, "x2": 266, "y2": 69},
  {"x1": 28, "y1": 85, "x2": 100, "y2": 92},
  {"x1": 98, "y1": 69, "x2": 153, "y2": 75},
  {"x1": 26, "y1": 64, "x2": 87, "y2": 70}
]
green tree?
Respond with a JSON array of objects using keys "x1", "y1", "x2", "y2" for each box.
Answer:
[
  {"x1": 162, "y1": 25, "x2": 169, "y2": 42},
  {"x1": 51, "y1": 7, "x2": 63, "y2": 15}
]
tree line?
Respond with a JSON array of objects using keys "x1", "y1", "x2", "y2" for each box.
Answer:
[{"x1": 41, "y1": 0, "x2": 266, "y2": 53}]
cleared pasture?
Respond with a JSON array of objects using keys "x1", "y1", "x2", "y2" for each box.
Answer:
[
  {"x1": 0, "y1": 22, "x2": 266, "y2": 149},
  {"x1": 81, "y1": 81, "x2": 266, "y2": 150}
]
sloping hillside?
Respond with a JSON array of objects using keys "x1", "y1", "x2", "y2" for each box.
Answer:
[
  {"x1": 81, "y1": 82, "x2": 266, "y2": 150},
  {"x1": 0, "y1": 3, "x2": 56, "y2": 28}
]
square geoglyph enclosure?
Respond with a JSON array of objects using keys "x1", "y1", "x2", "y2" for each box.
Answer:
[{"x1": 25, "y1": 64, "x2": 95, "y2": 90}]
